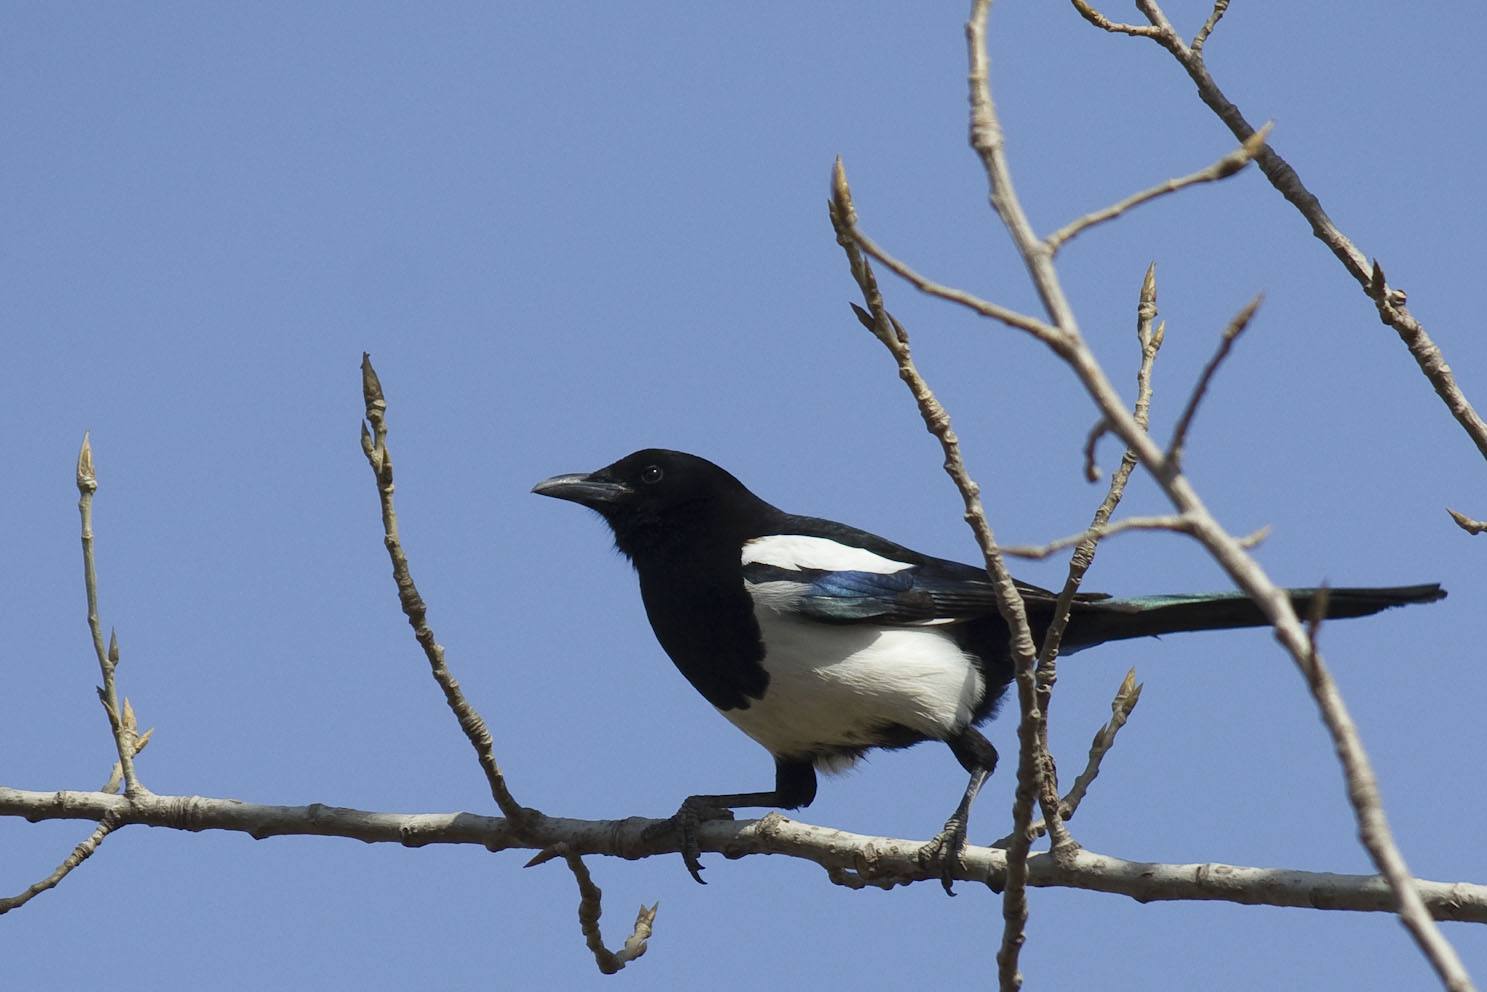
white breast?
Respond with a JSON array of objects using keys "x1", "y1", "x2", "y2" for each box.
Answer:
[{"x1": 719, "y1": 602, "x2": 984, "y2": 770}]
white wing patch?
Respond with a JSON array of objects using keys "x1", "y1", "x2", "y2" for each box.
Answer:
[{"x1": 741, "y1": 534, "x2": 913, "y2": 574}]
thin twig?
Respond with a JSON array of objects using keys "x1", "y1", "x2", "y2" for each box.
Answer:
[
  {"x1": 992, "y1": 668, "x2": 1143, "y2": 848},
  {"x1": 1446, "y1": 508, "x2": 1487, "y2": 535},
  {"x1": 1069, "y1": 0, "x2": 1163, "y2": 39},
  {"x1": 831, "y1": 159, "x2": 1045, "y2": 898},
  {"x1": 1044, "y1": 125, "x2": 1271, "y2": 254},
  {"x1": 963, "y1": 5, "x2": 1048, "y2": 986},
  {"x1": 846, "y1": 218, "x2": 1061, "y2": 344},
  {"x1": 1082, "y1": 418, "x2": 1111, "y2": 482},
  {"x1": 1004, "y1": 514, "x2": 1191, "y2": 560},
  {"x1": 1026, "y1": 265, "x2": 1164, "y2": 858},
  {"x1": 527, "y1": 845, "x2": 657, "y2": 975},
  {"x1": 358, "y1": 355, "x2": 531, "y2": 831},
  {"x1": 1190, "y1": 0, "x2": 1230, "y2": 56},
  {"x1": 0, "y1": 812, "x2": 122, "y2": 916},
  {"x1": 1057, "y1": 668, "x2": 1142, "y2": 823},
  {"x1": 1167, "y1": 294, "x2": 1262, "y2": 463},
  {"x1": 76, "y1": 435, "x2": 144, "y2": 798}
]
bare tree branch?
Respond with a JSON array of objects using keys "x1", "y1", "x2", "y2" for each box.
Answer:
[
  {"x1": 528, "y1": 845, "x2": 657, "y2": 975},
  {"x1": 1167, "y1": 293, "x2": 1262, "y2": 463},
  {"x1": 1082, "y1": 417, "x2": 1111, "y2": 482},
  {"x1": 76, "y1": 435, "x2": 144, "y2": 799},
  {"x1": 1065, "y1": 9, "x2": 1479, "y2": 982},
  {"x1": 839, "y1": 3, "x2": 1480, "y2": 987},
  {"x1": 3, "y1": 787, "x2": 1484, "y2": 923},
  {"x1": 2, "y1": 727, "x2": 153, "y2": 917},
  {"x1": 1077, "y1": 0, "x2": 1487, "y2": 503},
  {"x1": 962, "y1": 5, "x2": 1058, "y2": 984},
  {"x1": 1069, "y1": 0, "x2": 1163, "y2": 39},
  {"x1": 1003, "y1": 514, "x2": 1191, "y2": 560},
  {"x1": 1190, "y1": 0, "x2": 1229, "y2": 56},
  {"x1": 1045, "y1": 125, "x2": 1270, "y2": 255},
  {"x1": 0, "y1": 812, "x2": 121, "y2": 916},
  {"x1": 1446, "y1": 508, "x2": 1487, "y2": 535},
  {"x1": 830, "y1": 162, "x2": 1048, "y2": 905},
  {"x1": 1052, "y1": 668, "x2": 1142, "y2": 826},
  {"x1": 843, "y1": 214, "x2": 1061, "y2": 344},
  {"x1": 358, "y1": 355, "x2": 531, "y2": 831},
  {"x1": 993, "y1": 668, "x2": 1143, "y2": 849},
  {"x1": 1020, "y1": 266, "x2": 1164, "y2": 859}
]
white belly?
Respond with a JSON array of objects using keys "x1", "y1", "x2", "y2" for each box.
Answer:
[{"x1": 719, "y1": 607, "x2": 984, "y2": 767}]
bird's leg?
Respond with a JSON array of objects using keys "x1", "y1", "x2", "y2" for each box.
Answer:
[
  {"x1": 921, "y1": 727, "x2": 998, "y2": 896},
  {"x1": 646, "y1": 758, "x2": 817, "y2": 884}
]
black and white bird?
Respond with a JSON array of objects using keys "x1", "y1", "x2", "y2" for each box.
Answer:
[{"x1": 534, "y1": 449, "x2": 1444, "y2": 889}]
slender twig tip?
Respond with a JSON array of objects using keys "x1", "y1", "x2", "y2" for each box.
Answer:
[
  {"x1": 525, "y1": 847, "x2": 562, "y2": 868},
  {"x1": 1446, "y1": 507, "x2": 1487, "y2": 534},
  {"x1": 1242, "y1": 122, "x2": 1274, "y2": 156},
  {"x1": 360, "y1": 353, "x2": 384, "y2": 407},
  {"x1": 1229, "y1": 293, "x2": 1264, "y2": 337},
  {"x1": 848, "y1": 302, "x2": 876, "y2": 332},
  {"x1": 76, "y1": 433, "x2": 97, "y2": 491},
  {"x1": 830, "y1": 157, "x2": 855, "y2": 224},
  {"x1": 1238, "y1": 524, "x2": 1271, "y2": 548}
]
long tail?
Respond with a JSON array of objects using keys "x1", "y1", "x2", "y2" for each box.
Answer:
[{"x1": 1060, "y1": 584, "x2": 1445, "y2": 651}]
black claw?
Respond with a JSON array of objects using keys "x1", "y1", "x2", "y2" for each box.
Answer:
[
  {"x1": 922, "y1": 816, "x2": 969, "y2": 896},
  {"x1": 672, "y1": 798, "x2": 734, "y2": 884}
]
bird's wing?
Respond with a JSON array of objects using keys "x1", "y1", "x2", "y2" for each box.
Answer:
[
  {"x1": 742, "y1": 561, "x2": 1096, "y2": 625},
  {"x1": 739, "y1": 523, "x2": 1110, "y2": 626}
]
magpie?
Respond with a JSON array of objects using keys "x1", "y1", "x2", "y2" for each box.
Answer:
[{"x1": 534, "y1": 448, "x2": 1444, "y2": 889}]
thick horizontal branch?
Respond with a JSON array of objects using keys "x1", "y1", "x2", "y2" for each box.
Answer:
[{"x1": 4, "y1": 786, "x2": 1483, "y2": 923}]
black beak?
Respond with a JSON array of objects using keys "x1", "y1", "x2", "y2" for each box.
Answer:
[{"x1": 532, "y1": 472, "x2": 632, "y2": 507}]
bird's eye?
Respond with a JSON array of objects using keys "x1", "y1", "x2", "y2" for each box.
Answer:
[{"x1": 640, "y1": 465, "x2": 664, "y2": 484}]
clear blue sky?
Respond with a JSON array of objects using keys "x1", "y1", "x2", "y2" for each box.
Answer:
[{"x1": 4, "y1": 3, "x2": 1484, "y2": 988}]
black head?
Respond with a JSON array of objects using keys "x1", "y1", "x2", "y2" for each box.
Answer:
[{"x1": 533, "y1": 449, "x2": 772, "y2": 560}]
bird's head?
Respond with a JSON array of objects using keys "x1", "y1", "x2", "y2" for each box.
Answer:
[{"x1": 533, "y1": 449, "x2": 769, "y2": 561}]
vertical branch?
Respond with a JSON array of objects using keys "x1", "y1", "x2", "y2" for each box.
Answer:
[
  {"x1": 829, "y1": 164, "x2": 1046, "y2": 906},
  {"x1": 1031, "y1": 264, "x2": 1163, "y2": 857},
  {"x1": 358, "y1": 356, "x2": 531, "y2": 832},
  {"x1": 76, "y1": 435, "x2": 144, "y2": 798},
  {"x1": 964, "y1": 3, "x2": 1058, "y2": 986}
]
